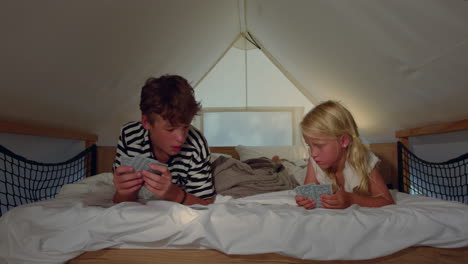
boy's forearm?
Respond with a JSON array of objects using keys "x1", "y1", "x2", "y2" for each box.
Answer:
[
  {"x1": 113, "y1": 191, "x2": 138, "y2": 203},
  {"x1": 181, "y1": 192, "x2": 214, "y2": 205}
]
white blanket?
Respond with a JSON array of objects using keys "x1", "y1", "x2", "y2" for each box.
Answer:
[{"x1": 1, "y1": 173, "x2": 468, "y2": 264}]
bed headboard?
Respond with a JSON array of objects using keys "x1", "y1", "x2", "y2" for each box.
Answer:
[
  {"x1": 211, "y1": 144, "x2": 398, "y2": 188},
  {"x1": 0, "y1": 121, "x2": 98, "y2": 148},
  {"x1": 6, "y1": 119, "x2": 465, "y2": 191},
  {"x1": 395, "y1": 119, "x2": 468, "y2": 147},
  {"x1": 210, "y1": 146, "x2": 240, "y2": 160},
  {"x1": 0, "y1": 121, "x2": 399, "y2": 186}
]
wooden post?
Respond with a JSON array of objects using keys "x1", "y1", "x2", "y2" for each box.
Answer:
[{"x1": 396, "y1": 137, "x2": 410, "y2": 193}]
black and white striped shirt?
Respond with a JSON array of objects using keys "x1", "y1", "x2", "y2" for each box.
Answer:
[{"x1": 113, "y1": 121, "x2": 214, "y2": 199}]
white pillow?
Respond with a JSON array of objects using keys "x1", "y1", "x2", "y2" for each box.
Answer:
[
  {"x1": 235, "y1": 145, "x2": 308, "y2": 161},
  {"x1": 281, "y1": 159, "x2": 308, "y2": 185}
]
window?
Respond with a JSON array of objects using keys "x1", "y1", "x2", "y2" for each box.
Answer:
[
  {"x1": 194, "y1": 107, "x2": 305, "y2": 147},
  {"x1": 193, "y1": 34, "x2": 315, "y2": 147}
]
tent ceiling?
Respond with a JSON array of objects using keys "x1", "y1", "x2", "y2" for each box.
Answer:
[
  {"x1": 1, "y1": 0, "x2": 467, "y2": 145},
  {"x1": 248, "y1": 0, "x2": 468, "y2": 142}
]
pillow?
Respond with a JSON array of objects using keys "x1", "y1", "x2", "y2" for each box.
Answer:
[
  {"x1": 210, "y1": 153, "x2": 233, "y2": 163},
  {"x1": 235, "y1": 145, "x2": 308, "y2": 161},
  {"x1": 281, "y1": 159, "x2": 308, "y2": 185}
]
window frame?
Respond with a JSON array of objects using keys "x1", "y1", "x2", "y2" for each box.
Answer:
[{"x1": 194, "y1": 107, "x2": 304, "y2": 146}]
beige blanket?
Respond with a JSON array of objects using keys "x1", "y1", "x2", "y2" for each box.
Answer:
[{"x1": 212, "y1": 156, "x2": 300, "y2": 198}]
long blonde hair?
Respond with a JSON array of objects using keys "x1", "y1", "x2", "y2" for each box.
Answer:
[{"x1": 301, "y1": 100, "x2": 371, "y2": 195}]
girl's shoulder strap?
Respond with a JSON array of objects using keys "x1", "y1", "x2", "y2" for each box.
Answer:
[{"x1": 367, "y1": 151, "x2": 380, "y2": 171}]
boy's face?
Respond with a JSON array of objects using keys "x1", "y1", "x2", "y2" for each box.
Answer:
[
  {"x1": 142, "y1": 114, "x2": 190, "y2": 163},
  {"x1": 303, "y1": 132, "x2": 347, "y2": 170}
]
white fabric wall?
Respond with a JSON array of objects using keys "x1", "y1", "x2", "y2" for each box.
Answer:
[
  {"x1": 0, "y1": 134, "x2": 84, "y2": 163},
  {"x1": 195, "y1": 46, "x2": 314, "y2": 111},
  {"x1": 409, "y1": 131, "x2": 468, "y2": 162},
  {"x1": 194, "y1": 44, "x2": 314, "y2": 146}
]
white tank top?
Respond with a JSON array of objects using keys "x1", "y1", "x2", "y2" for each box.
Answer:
[{"x1": 310, "y1": 152, "x2": 379, "y2": 192}]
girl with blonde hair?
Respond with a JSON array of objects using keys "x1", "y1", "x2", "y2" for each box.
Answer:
[{"x1": 296, "y1": 100, "x2": 394, "y2": 209}]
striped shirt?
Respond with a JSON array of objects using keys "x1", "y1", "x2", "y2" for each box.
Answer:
[{"x1": 113, "y1": 121, "x2": 214, "y2": 199}]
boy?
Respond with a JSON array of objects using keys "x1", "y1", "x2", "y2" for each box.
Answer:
[{"x1": 112, "y1": 75, "x2": 214, "y2": 205}]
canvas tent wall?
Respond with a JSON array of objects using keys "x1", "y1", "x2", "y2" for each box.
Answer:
[{"x1": 1, "y1": 0, "x2": 467, "y2": 162}]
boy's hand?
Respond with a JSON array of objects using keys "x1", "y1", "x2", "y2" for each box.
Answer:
[
  {"x1": 142, "y1": 163, "x2": 181, "y2": 202},
  {"x1": 295, "y1": 195, "x2": 316, "y2": 210},
  {"x1": 113, "y1": 166, "x2": 143, "y2": 202}
]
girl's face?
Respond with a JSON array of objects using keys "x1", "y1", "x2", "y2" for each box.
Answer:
[{"x1": 303, "y1": 132, "x2": 347, "y2": 170}]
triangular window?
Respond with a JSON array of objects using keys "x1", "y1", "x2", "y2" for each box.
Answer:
[{"x1": 194, "y1": 34, "x2": 315, "y2": 146}]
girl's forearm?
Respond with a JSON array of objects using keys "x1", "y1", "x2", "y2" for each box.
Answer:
[{"x1": 348, "y1": 192, "x2": 395, "y2": 207}]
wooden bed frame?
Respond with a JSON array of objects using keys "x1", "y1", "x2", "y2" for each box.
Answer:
[{"x1": 1, "y1": 120, "x2": 467, "y2": 264}]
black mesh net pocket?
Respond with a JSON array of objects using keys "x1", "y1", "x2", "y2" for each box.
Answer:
[
  {"x1": 398, "y1": 142, "x2": 468, "y2": 204},
  {"x1": 0, "y1": 144, "x2": 96, "y2": 216}
]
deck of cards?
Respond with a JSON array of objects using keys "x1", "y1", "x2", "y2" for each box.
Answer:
[
  {"x1": 121, "y1": 155, "x2": 167, "y2": 175},
  {"x1": 295, "y1": 183, "x2": 332, "y2": 208},
  {"x1": 120, "y1": 156, "x2": 168, "y2": 200}
]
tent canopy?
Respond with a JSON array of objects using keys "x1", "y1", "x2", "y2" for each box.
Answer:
[{"x1": 1, "y1": 0, "x2": 467, "y2": 145}]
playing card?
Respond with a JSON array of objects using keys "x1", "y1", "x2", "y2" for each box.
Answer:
[
  {"x1": 121, "y1": 156, "x2": 167, "y2": 174},
  {"x1": 313, "y1": 184, "x2": 332, "y2": 208},
  {"x1": 294, "y1": 183, "x2": 332, "y2": 208},
  {"x1": 314, "y1": 184, "x2": 332, "y2": 197},
  {"x1": 120, "y1": 156, "x2": 168, "y2": 200},
  {"x1": 294, "y1": 183, "x2": 316, "y2": 199}
]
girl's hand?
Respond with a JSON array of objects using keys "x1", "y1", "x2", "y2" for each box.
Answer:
[
  {"x1": 320, "y1": 190, "x2": 352, "y2": 209},
  {"x1": 295, "y1": 195, "x2": 316, "y2": 210}
]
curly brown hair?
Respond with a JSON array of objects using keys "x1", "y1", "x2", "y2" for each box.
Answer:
[{"x1": 139, "y1": 75, "x2": 201, "y2": 126}]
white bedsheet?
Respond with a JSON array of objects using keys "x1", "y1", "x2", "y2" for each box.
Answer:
[{"x1": 1, "y1": 173, "x2": 467, "y2": 264}]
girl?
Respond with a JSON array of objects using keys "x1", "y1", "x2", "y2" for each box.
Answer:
[{"x1": 296, "y1": 100, "x2": 394, "y2": 209}]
